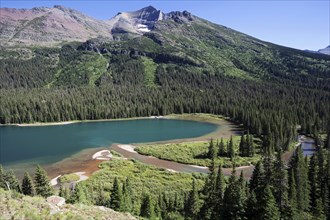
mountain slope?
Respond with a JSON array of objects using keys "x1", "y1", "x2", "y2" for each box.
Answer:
[
  {"x1": 0, "y1": 5, "x2": 112, "y2": 46},
  {"x1": 0, "y1": 5, "x2": 329, "y2": 89},
  {"x1": 318, "y1": 45, "x2": 330, "y2": 55}
]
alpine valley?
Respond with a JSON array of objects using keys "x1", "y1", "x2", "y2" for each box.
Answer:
[{"x1": 0, "y1": 5, "x2": 330, "y2": 220}]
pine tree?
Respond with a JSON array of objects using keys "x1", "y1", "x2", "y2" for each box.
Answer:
[
  {"x1": 70, "y1": 184, "x2": 88, "y2": 204},
  {"x1": 313, "y1": 198, "x2": 326, "y2": 220},
  {"x1": 4, "y1": 169, "x2": 21, "y2": 192},
  {"x1": 249, "y1": 161, "x2": 265, "y2": 199},
  {"x1": 259, "y1": 185, "x2": 281, "y2": 220},
  {"x1": 308, "y1": 154, "x2": 318, "y2": 212},
  {"x1": 122, "y1": 178, "x2": 133, "y2": 212},
  {"x1": 21, "y1": 171, "x2": 34, "y2": 196},
  {"x1": 218, "y1": 138, "x2": 226, "y2": 157},
  {"x1": 0, "y1": 165, "x2": 6, "y2": 189},
  {"x1": 325, "y1": 130, "x2": 330, "y2": 149},
  {"x1": 59, "y1": 185, "x2": 71, "y2": 200},
  {"x1": 245, "y1": 191, "x2": 258, "y2": 219},
  {"x1": 228, "y1": 136, "x2": 235, "y2": 160},
  {"x1": 238, "y1": 171, "x2": 247, "y2": 202},
  {"x1": 288, "y1": 170, "x2": 298, "y2": 213},
  {"x1": 239, "y1": 135, "x2": 246, "y2": 157},
  {"x1": 317, "y1": 148, "x2": 326, "y2": 207},
  {"x1": 249, "y1": 134, "x2": 255, "y2": 156},
  {"x1": 223, "y1": 167, "x2": 245, "y2": 220},
  {"x1": 34, "y1": 165, "x2": 53, "y2": 197},
  {"x1": 324, "y1": 152, "x2": 330, "y2": 218},
  {"x1": 110, "y1": 177, "x2": 123, "y2": 211},
  {"x1": 208, "y1": 139, "x2": 216, "y2": 159},
  {"x1": 140, "y1": 193, "x2": 154, "y2": 219},
  {"x1": 263, "y1": 140, "x2": 275, "y2": 186},
  {"x1": 272, "y1": 151, "x2": 289, "y2": 217},
  {"x1": 199, "y1": 160, "x2": 219, "y2": 220},
  {"x1": 158, "y1": 193, "x2": 167, "y2": 219},
  {"x1": 290, "y1": 147, "x2": 310, "y2": 211},
  {"x1": 154, "y1": 196, "x2": 162, "y2": 219},
  {"x1": 211, "y1": 165, "x2": 224, "y2": 220},
  {"x1": 185, "y1": 179, "x2": 199, "y2": 219}
]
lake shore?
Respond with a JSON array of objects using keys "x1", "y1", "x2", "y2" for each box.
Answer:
[
  {"x1": 134, "y1": 114, "x2": 242, "y2": 145},
  {"x1": 1, "y1": 116, "x2": 153, "y2": 127},
  {"x1": 4, "y1": 114, "x2": 242, "y2": 179},
  {"x1": 42, "y1": 114, "x2": 239, "y2": 178}
]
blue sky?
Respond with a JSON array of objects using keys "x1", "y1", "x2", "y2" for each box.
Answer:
[{"x1": 1, "y1": 1, "x2": 329, "y2": 50}]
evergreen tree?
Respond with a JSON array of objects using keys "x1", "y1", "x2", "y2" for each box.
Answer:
[
  {"x1": 158, "y1": 192, "x2": 167, "y2": 219},
  {"x1": 4, "y1": 169, "x2": 21, "y2": 192},
  {"x1": 70, "y1": 184, "x2": 88, "y2": 204},
  {"x1": 228, "y1": 136, "x2": 235, "y2": 160},
  {"x1": 218, "y1": 138, "x2": 226, "y2": 157},
  {"x1": 288, "y1": 170, "x2": 298, "y2": 214},
  {"x1": 122, "y1": 178, "x2": 133, "y2": 212},
  {"x1": 325, "y1": 130, "x2": 330, "y2": 149},
  {"x1": 313, "y1": 198, "x2": 326, "y2": 220},
  {"x1": 185, "y1": 179, "x2": 199, "y2": 219},
  {"x1": 199, "y1": 162, "x2": 220, "y2": 220},
  {"x1": 140, "y1": 193, "x2": 154, "y2": 219},
  {"x1": 110, "y1": 177, "x2": 123, "y2": 211},
  {"x1": 238, "y1": 171, "x2": 247, "y2": 201},
  {"x1": 249, "y1": 134, "x2": 255, "y2": 156},
  {"x1": 259, "y1": 185, "x2": 281, "y2": 220},
  {"x1": 272, "y1": 151, "x2": 289, "y2": 216},
  {"x1": 21, "y1": 171, "x2": 34, "y2": 196},
  {"x1": 245, "y1": 190, "x2": 258, "y2": 219},
  {"x1": 34, "y1": 165, "x2": 53, "y2": 197},
  {"x1": 208, "y1": 139, "x2": 216, "y2": 159},
  {"x1": 263, "y1": 138, "x2": 275, "y2": 185},
  {"x1": 59, "y1": 185, "x2": 71, "y2": 200},
  {"x1": 309, "y1": 154, "x2": 319, "y2": 212},
  {"x1": 223, "y1": 167, "x2": 245, "y2": 220},
  {"x1": 324, "y1": 152, "x2": 330, "y2": 218},
  {"x1": 239, "y1": 135, "x2": 246, "y2": 157},
  {"x1": 249, "y1": 161, "x2": 264, "y2": 199},
  {"x1": 211, "y1": 165, "x2": 225, "y2": 220},
  {"x1": 0, "y1": 165, "x2": 6, "y2": 189},
  {"x1": 290, "y1": 147, "x2": 310, "y2": 211},
  {"x1": 317, "y1": 148, "x2": 326, "y2": 208}
]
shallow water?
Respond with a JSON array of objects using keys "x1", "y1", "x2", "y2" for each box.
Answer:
[
  {"x1": 300, "y1": 136, "x2": 316, "y2": 156},
  {"x1": 0, "y1": 119, "x2": 217, "y2": 168}
]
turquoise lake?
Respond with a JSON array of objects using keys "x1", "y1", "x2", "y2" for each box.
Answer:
[{"x1": 0, "y1": 119, "x2": 217, "y2": 167}]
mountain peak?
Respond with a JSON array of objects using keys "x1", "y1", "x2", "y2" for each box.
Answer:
[
  {"x1": 133, "y1": 5, "x2": 163, "y2": 21},
  {"x1": 108, "y1": 6, "x2": 165, "y2": 35},
  {"x1": 139, "y1": 5, "x2": 158, "y2": 12}
]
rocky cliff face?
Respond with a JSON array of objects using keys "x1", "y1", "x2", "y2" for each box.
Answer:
[{"x1": 106, "y1": 6, "x2": 164, "y2": 35}]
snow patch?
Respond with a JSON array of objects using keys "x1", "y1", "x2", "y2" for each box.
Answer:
[{"x1": 137, "y1": 24, "x2": 150, "y2": 32}]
